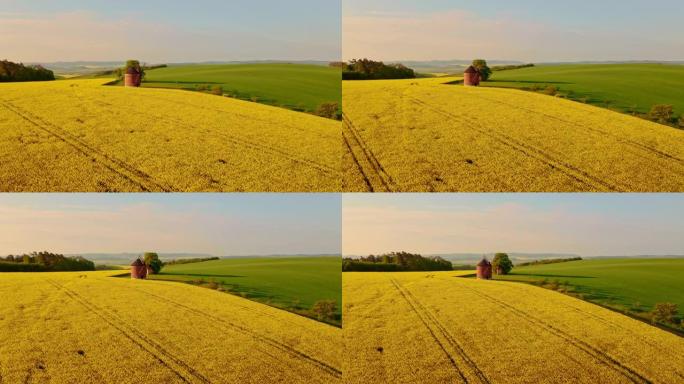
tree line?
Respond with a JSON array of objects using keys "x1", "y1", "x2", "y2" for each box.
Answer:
[
  {"x1": 0, "y1": 251, "x2": 95, "y2": 272},
  {"x1": 0, "y1": 60, "x2": 55, "y2": 82},
  {"x1": 163, "y1": 256, "x2": 220, "y2": 266},
  {"x1": 341, "y1": 59, "x2": 416, "y2": 80},
  {"x1": 343, "y1": 251, "x2": 453, "y2": 272},
  {"x1": 516, "y1": 257, "x2": 583, "y2": 267}
]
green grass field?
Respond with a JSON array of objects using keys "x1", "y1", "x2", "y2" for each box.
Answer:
[
  {"x1": 496, "y1": 258, "x2": 684, "y2": 313},
  {"x1": 148, "y1": 256, "x2": 342, "y2": 322},
  {"x1": 483, "y1": 64, "x2": 684, "y2": 118},
  {"x1": 142, "y1": 63, "x2": 341, "y2": 112}
]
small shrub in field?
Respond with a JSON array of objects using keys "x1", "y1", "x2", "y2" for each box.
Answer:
[
  {"x1": 650, "y1": 302, "x2": 678, "y2": 324},
  {"x1": 648, "y1": 104, "x2": 674, "y2": 124},
  {"x1": 251, "y1": 96, "x2": 259, "y2": 103},
  {"x1": 543, "y1": 85, "x2": 559, "y2": 96},
  {"x1": 210, "y1": 85, "x2": 223, "y2": 96},
  {"x1": 311, "y1": 300, "x2": 337, "y2": 322},
  {"x1": 678, "y1": 116, "x2": 684, "y2": 128},
  {"x1": 315, "y1": 102, "x2": 341, "y2": 120},
  {"x1": 207, "y1": 281, "x2": 219, "y2": 290},
  {"x1": 196, "y1": 84, "x2": 208, "y2": 92}
]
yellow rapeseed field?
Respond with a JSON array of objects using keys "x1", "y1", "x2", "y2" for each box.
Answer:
[
  {"x1": 0, "y1": 79, "x2": 340, "y2": 192},
  {"x1": 343, "y1": 77, "x2": 684, "y2": 192},
  {"x1": 343, "y1": 272, "x2": 684, "y2": 384},
  {"x1": 0, "y1": 271, "x2": 341, "y2": 383}
]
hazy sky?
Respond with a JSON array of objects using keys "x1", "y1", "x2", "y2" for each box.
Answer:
[
  {"x1": 0, "y1": 0, "x2": 341, "y2": 63},
  {"x1": 343, "y1": 0, "x2": 684, "y2": 62},
  {"x1": 0, "y1": 194, "x2": 341, "y2": 256},
  {"x1": 343, "y1": 194, "x2": 684, "y2": 256}
]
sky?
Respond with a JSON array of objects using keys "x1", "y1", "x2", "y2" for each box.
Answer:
[
  {"x1": 343, "y1": 194, "x2": 684, "y2": 257},
  {"x1": 0, "y1": 0, "x2": 341, "y2": 63},
  {"x1": 343, "y1": 0, "x2": 684, "y2": 62},
  {"x1": 0, "y1": 194, "x2": 341, "y2": 256}
]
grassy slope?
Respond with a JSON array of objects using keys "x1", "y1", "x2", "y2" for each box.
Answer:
[
  {"x1": 149, "y1": 256, "x2": 342, "y2": 316},
  {"x1": 497, "y1": 258, "x2": 684, "y2": 312},
  {"x1": 143, "y1": 63, "x2": 341, "y2": 111},
  {"x1": 483, "y1": 64, "x2": 684, "y2": 116}
]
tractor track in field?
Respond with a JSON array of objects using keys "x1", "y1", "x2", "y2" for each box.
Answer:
[
  {"x1": 88, "y1": 99, "x2": 338, "y2": 178},
  {"x1": 470, "y1": 92, "x2": 684, "y2": 166},
  {"x1": 458, "y1": 283, "x2": 652, "y2": 384},
  {"x1": 343, "y1": 114, "x2": 395, "y2": 192},
  {"x1": 145, "y1": 94, "x2": 337, "y2": 140},
  {"x1": 46, "y1": 279, "x2": 210, "y2": 384},
  {"x1": 499, "y1": 281, "x2": 684, "y2": 373},
  {"x1": 343, "y1": 128, "x2": 374, "y2": 192},
  {"x1": 410, "y1": 97, "x2": 621, "y2": 192},
  {"x1": 132, "y1": 286, "x2": 342, "y2": 380},
  {"x1": 0, "y1": 100, "x2": 173, "y2": 192},
  {"x1": 128, "y1": 284, "x2": 329, "y2": 339},
  {"x1": 390, "y1": 278, "x2": 489, "y2": 384}
]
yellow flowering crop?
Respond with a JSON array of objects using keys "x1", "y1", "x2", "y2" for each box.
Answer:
[
  {"x1": 0, "y1": 271, "x2": 341, "y2": 383},
  {"x1": 343, "y1": 272, "x2": 684, "y2": 383},
  {"x1": 343, "y1": 77, "x2": 684, "y2": 192},
  {"x1": 0, "y1": 79, "x2": 340, "y2": 192}
]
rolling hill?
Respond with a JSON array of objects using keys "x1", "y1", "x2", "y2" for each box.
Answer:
[
  {"x1": 497, "y1": 258, "x2": 684, "y2": 314},
  {"x1": 0, "y1": 271, "x2": 341, "y2": 383},
  {"x1": 143, "y1": 63, "x2": 341, "y2": 112},
  {"x1": 483, "y1": 63, "x2": 684, "y2": 118},
  {"x1": 343, "y1": 271, "x2": 684, "y2": 383},
  {"x1": 0, "y1": 79, "x2": 340, "y2": 192},
  {"x1": 149, "y1": 256, "x2": 342, "y2": 323},
  {"x1": 342, "y1": 76, "x2": 684, "y2": 192}
]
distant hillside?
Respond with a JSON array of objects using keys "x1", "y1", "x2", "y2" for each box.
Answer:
[
  {"x1": 71, "y1": 253, "x2": 339, "y2": 265},
  {"x1": 36, "y1": 60, "x2": 334, "y2": 77}
]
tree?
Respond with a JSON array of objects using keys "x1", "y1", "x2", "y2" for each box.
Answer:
[
  {"x1": 143, "y1": 252, "x2": 163, "y2": 274},
  {"x1": 492, "y1": 253, "x2": 513, "y2": 275},
  {"x1": 472, "y1": 59, "x2": 492, "y2": 81},
  {"x1": 311, "y1": 300, "x2": 337, "y2": 322},
  {"x1": 651, "y1": 302, "x2": 678, "y2": 324},
  {"x1": 22, "y1": 255, "x2": 31, "y2": 264},
  {"x1": 315, "y1": 102, "x2": 341, "y2": 120},
  {"x1": 648, "y1": 104, "x2": 674, "y2": 124}
]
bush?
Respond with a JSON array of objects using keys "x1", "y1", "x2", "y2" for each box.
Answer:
[
  {"x1": 210, "y1": 85, "x2": 223, "y2": 96},
  {"x1": 543, "y1": 85, "x2": 559, "y2": 96},
  {"x1": 196, "y1": 84, "x2": 208, "y2": 92},
  {"x1": 651, "y1": 302, "x2": 678, "y2": 324},
  {"x1": 310, "y1": 300, "x2": 337, "y2": 322},
  {"x1": 315, "y1": 102, "x2": 341, "y2": 120},
  {"x1": 648, "y1": 104, "x2": 674, "y2": 124},
  {"x1": 679, "y1": 116, "x2": 684, "y2": 128}
]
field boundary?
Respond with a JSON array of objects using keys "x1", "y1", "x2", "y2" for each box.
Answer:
[{"x1": 391, "y1": 278, "x2": 490, "y2": 384}]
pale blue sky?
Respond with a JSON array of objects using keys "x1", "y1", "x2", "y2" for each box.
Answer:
[
  {"x1": 0, "y1": 0, "x2": 341, "y2": 62},
  {"x1": 344, "y1": 0, "x2": 684, "y2": 62},
  {"x1": 343, "y1": 194, "x2": 684, "y2": 256},
  {"x1": 0, "y1": 194, "x2": 341, "y2": 255}
]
